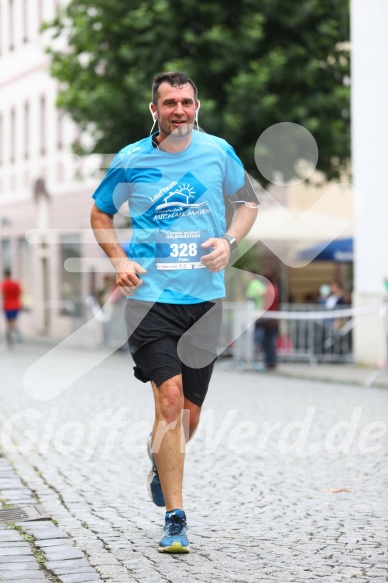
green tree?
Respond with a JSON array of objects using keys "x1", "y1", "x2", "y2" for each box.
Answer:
[{"x1": 45, "y1": 0, "x2": 350, "y2": 183}]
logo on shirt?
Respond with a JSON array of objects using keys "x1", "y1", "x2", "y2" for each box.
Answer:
[
  {"x1": 152, "y1": 172, "x2": 209, "y2": 221},
  {"x1": 155, "y1": 184, "x2": 207, "y2": 211}
]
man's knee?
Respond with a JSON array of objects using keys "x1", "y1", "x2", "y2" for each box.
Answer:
[
  {"x1": 154, "y1": 377, "x2": 184, "y2": 424},
  {"x1": 182, "y1": 401, "x2": 202, "y2": 439}
]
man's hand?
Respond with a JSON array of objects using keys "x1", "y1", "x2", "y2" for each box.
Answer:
[
  {"x1": 90, "y1": 205, "x2": 147, "y2": 295},
  {"x1": 115, "y1": 258, "x2": 147, "y2": 295},
  {"x1": 200, "y1": 238, "x2": 231, "y2": 272}
]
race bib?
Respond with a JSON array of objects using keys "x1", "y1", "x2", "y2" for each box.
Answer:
[{"x1": 155, "y1": 229, "x2": 208, "y2": 270}]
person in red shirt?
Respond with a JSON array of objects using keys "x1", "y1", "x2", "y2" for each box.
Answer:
[{"x1": 0, "y1": 269, "x2": 22, "y2": 345}]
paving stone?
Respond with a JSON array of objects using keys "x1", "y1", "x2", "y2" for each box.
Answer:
[
  {"x1": 0, "y1": 573, "x2": 48, "y2": 581},
  {"x1": 0, "y1": 556, "x2": 38, "y2": 564},
  {"x1": 0, "y1": 547, "x2": 35, "y2": 556},
  {"x1": 17, "y1": 522, "x2": 50, "y2": 528},
  {"x1": 0, "y1": 541, "x2": 30, "y2": 547},
  {"x1": 0, "y1": 482, "x2": 24, "y2": 489},
  {"x1": 0, "y1": 580, "x2": 48, "y2": 583},
  {"x1": 0, "y1": 562, "x2": 40, "y2": 570},
  {"x1": 58, "y1": 574, "x2": 102, "y2": 583},
  {"x1": 0, "y1": 533, "x2": 25, "y2": 542},
  {"x1": 46, "y1": 558, "x2": 91, "y2": 570},
  {"x1": 43, "y1": 547, "x2": 84, "y2": 561},
  {"x1": 27, "y1": 531, "x2": 69, "y2": 540},
  {"x1": 35, "y1": 538, "x2": 74, "y2": 548},
  {"x1": 53, "y1": 567, "x2": 100, "y2": 576},
  {"x1": 93, "y1": 566, "x2": 130, "y2": 576}
]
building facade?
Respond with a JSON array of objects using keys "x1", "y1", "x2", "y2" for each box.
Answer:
[
  {"x1": 0, "y1": 0, "x2": 106, "y2": 341},
  {"x1": 351, "y1": 0, "x2": 388, "y2": 366}
]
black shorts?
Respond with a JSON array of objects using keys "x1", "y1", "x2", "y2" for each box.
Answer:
[{"x1": 125, "y1": 299, "x2": 222, "y2": 407}]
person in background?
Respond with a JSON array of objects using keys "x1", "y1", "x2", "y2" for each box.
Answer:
[
  {"x1": 96, "y1": 274, "x2": 116, "y2": 347},
  {"x1": 323, "y1": 280, "x2": 345, "y2": 353},
  {"x1": 303, "y1": 291, "x2": 319, "y2": 303},
  {"x1": 342, "y1": 288, "x2": 352, "y2": 305},
  {"x1": 261, "y1": 271, "x2": 280, "y2": 370},
  {"x1": 245, "y1": 272, "x2": 267, "y2": 361},
  {"x1": 0, "y1": 269, "x2": 22, "y2": 346},
  {"x1": 325, "y1": 280, "x2": 345, "y2": 309},
  {"x1": 318, "y1": 283, "x2": 331, "y2": 305}
]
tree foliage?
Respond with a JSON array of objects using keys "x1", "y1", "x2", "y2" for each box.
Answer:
[{"x1": 45, "y1": 0, "x2": 350, "y2": 184}]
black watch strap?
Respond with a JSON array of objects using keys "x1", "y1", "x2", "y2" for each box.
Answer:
[{"x1": 221, "y1": 234, "x2": 238, "y2": 253}]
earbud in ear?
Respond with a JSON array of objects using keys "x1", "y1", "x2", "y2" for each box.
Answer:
[
  {"x1": 195, "y1": 99, "x2": 200, "y2": 128},
  {"x1": 149, "y1": 102, "x2": 158, "y2": 135},
  {"x1": 149, "y1": 103, "x2": 157, "y2": 121}
]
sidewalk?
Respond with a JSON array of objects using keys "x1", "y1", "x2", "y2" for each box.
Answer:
[
  {"x1": 9, "y1": 335, "x2": 388, "y2": 389},
  {"x1": 270, "y1": 361, "x2": 388, "y2": 388},
  {"x1": 216, "y1": 353, "x2": 388, "y2": 389},
  {"x1": 0, "y1": 455, "x2": 103, "y2": 583}
]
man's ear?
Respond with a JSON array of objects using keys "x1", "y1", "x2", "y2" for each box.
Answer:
[{"x1": 149, "y1": 103, "x2": 157, "y2": 120}]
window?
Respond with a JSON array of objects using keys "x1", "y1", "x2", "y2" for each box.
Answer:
[
  {"x1": 22, "y1": 0, "x2": 28, "y2": 42},
  {"x1": 1, "y1": 239, "x2": 11, "y2": 273},
  {"x1": 0, "y1": 113, "x2": 3, "y2": 166},
  {"x1": 57, "y1": 161, "x2": 63, "y2": 183},
  {"x1": 57, "y1": 111, "x2": 63, "y2": 150},
  {"x1": 18, "y1": 237, "x2": 32, "y2": 308},
  {"x1": 10, "y1": 108, "x2": 15, "y2": 164},
  {"x1": 9, "y1": 0, "x2": 14, "y2": 50},
  {"x1": 59, "y1": 234, "x2": 83, "y2": 316},
  {"x1": 37, "y1": 0, "x2": 43, "y2": 32},
  {"x1": 0, "y1": 5, "x2": 2, "y2": 56},
  {"x1": 24, "y1": 102, "x2": 29, "y2": 159},
  {"x1": 40, "y1": 96, "x2": 46, "y2": 156}
]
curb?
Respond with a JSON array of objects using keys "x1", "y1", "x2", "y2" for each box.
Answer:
[{"x1": 0, "y1": 454, "x2": 103, "y2": 583}]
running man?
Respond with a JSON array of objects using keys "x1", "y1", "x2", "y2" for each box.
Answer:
[{"x1": 91, "y1": 71, "x2": 259, "y2": 553}]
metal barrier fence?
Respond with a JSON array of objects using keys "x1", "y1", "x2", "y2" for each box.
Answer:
[{"x1": 220, "y1": 302, "x2": 354, "y2": 366}]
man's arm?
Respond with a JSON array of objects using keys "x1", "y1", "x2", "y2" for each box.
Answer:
[
  {"x1": 200, "y1": 203, "x2": 258, "y2": 272},
  {"x1": 90, "y1": 203, "x2": 146, "y2": 295}
]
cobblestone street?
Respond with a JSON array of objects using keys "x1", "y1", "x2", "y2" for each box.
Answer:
[{"x1": 0, "y1": 342, "x2": 387, "y2": 582}]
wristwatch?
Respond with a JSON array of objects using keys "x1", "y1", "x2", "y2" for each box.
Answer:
[{"x1": 221, "y1": 234, "x2": 238, "y2": 253}]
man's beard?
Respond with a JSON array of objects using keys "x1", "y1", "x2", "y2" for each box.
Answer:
[
  {"x1": 161, "y1": 122, "x2": 194, "y2": 138},
  {"x1": 173, "y1": 123, "x2": 190, "y2": 137}
]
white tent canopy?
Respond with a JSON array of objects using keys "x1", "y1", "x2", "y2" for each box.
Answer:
[
  {"x1": 247, "y1": 206, "x2": 354, "y2": 242},
  {"x1": 245, "y1": 207, "x2": 354, "y2": 267}
]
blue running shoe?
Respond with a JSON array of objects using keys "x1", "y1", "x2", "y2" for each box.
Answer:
[
  {"x1": 158, "y1": 509, "x2": 190, "y2": 553},
  {"x1": 147, "y1": 434, "x2": 165, "y2": 507}
]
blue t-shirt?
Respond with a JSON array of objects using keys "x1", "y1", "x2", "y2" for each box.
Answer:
[{"x1": 92, "y1": 130, "x2": 244, "y2": 304}]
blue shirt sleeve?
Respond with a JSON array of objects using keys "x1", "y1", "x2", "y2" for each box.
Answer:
[
  {"x1": 92, "y1": 152, "x2": 130, "y2": 215},
  {"x1": 221, "y1": 142, "x2": 245, "y2": 197}
]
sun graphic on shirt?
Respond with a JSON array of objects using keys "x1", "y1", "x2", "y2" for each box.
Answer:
[
  {"x1": 174, "y1": 185, "x2": 195, "y2": 199},
  {"x1": 163, "y1": 184, "x2": 196, "y2": 206}
]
